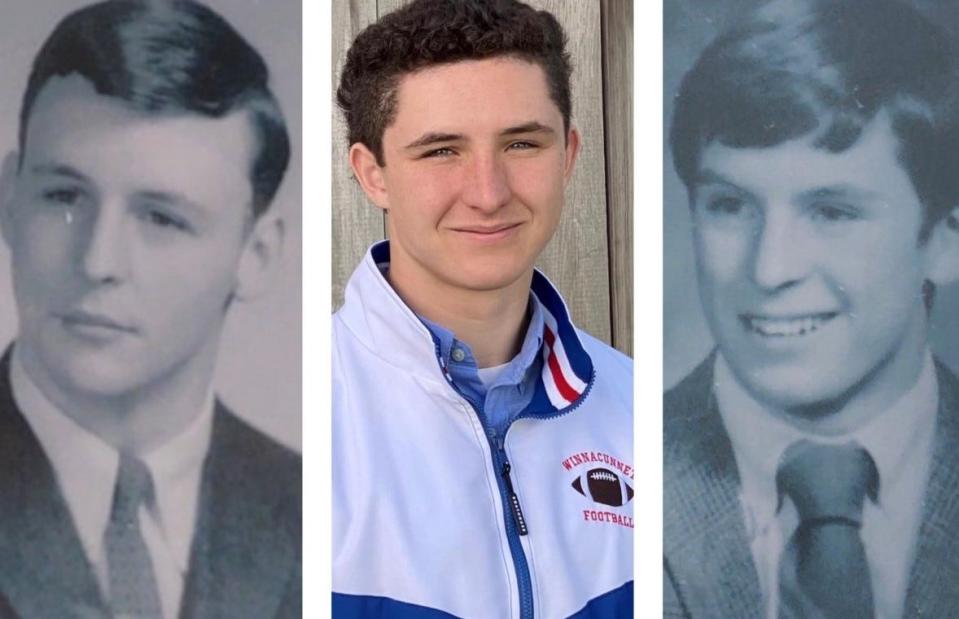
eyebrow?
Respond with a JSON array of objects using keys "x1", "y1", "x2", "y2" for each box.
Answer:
[
  {"x1": 29, "y1": 163, "x2": 92, "y2": 183},
  {"x1": 695, "y1": 169, "x2": 740, "y2": 188},
  {"x1": 403, "y1": 121, "x2": 557, "y2": 150},
  {"x1": 31, "y1": 162, "x2": 209, "y2": 216},
  {"x1": 801, "y1": 184, "x2": 880, "y2": 201},
  {"x1": 135, "y1": 189, "x2": 209, "y2": 217},
  {"x1": 696, "y1": 170, "x2": 879, "y2": 202}
]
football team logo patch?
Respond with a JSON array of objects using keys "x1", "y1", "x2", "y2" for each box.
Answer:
[
  {"x1": 562, "y1": 451, "x2": 634, "y2": 529},
  {"x1": 571, "y1": 467, "x2": 634, "y2": 507}
]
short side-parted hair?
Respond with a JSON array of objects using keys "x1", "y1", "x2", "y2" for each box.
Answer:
[
  {"x1": 337, "y1": 0, "x2": 572, "y2": 166},
  {"x1": 670, "y1": 0, "x2": 959, "y2": 237},
  {"x1": 21, "y1": 0, "x2": 291, "y2": 218}
]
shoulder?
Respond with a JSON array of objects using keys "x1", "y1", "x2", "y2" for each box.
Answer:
[
  {"x1": 577, "y1": 329, "x2": 632, "y2": 377},
  {"x1": 209, "y1": 403, "x2": 302, "y2": 512},
  {"x1": 577, "y1": 330, "x2": 632, "y2": 412},
  {"x1": 663, "y1": 354, "x2": 721, "y2": 461},
  {"x1": 664, "y1": 355, "x2": 714, "y2": 424}
]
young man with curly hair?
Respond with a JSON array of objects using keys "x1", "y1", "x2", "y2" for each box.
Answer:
[
  {"x1": 333, "y1": 1, "x2": 633, "y2": 617},
  {"x1": 666, "y1": 0, "x2": 959, "y2": 616}
]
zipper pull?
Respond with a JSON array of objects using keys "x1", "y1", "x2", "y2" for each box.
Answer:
[{"x1": 501, "y1": 461, "x2": 529, "y2": 536}]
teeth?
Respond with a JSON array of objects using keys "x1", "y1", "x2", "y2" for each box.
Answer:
[{"x1": 745, "y1": 314, "x2": 833, "y2": 337}]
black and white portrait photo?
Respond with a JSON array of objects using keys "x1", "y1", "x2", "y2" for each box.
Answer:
[
  {"x1": 664, "y1": 0, "x2": 959, "y2": 617},
  {"x1": 0, "y1": 1, "x2": 301, "y2": 617}
]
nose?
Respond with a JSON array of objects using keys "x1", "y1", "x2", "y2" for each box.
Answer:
[
  {"x1": 80, "y1": 206, "x2": 129, "y2": 285},
  {"x1": 461, "y1": 152, "x2": 512, "y2": 212},
  {"x1": 750, "y1": 210, "x2": 810, "y2": 291}
]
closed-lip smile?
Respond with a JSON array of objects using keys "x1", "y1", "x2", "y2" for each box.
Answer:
[
  {"x1": 59, "y1": 309, "x2": 137, "y2": 334},
  {"x1": 452, "y1": 222, "x2": 522, "y2": 234}
]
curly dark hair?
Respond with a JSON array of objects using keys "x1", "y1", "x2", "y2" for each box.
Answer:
[{"x1": 337, "y1": 0, "x2": 572, "y2": 166}]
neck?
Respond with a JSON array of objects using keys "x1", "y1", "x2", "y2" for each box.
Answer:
[
  {"x1": 18, "y1": 339, "x2": 218, "y2": 454},
  {"x1": 387, "y1": 266, "x2": 533, "y2": 368}
]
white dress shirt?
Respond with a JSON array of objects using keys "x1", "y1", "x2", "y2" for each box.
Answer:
[
  {"x1": 714, "y1": 352, "x2": 938, "y2": 619},
  {"x1": 10, "y1": 347, "x2": 214, "y2": 619}
]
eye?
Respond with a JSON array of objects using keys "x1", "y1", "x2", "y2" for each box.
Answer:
[
  {"x1": 422, "y1": 147, "x2": 456, "y2": 158},
  {"x1": 41, "y1": 186, "x2": 85, "y2": 206},
  {"x1": 810, "y1": 201, "x2": 859, "y2": 222},
  {"x1": 704, "y1": 195, "x2": 750, "y2": 217},
  {"x1": 507, "y1": 141, "x2": 538, "y2": 151},
  {"x1": 144, "y1": 209, "x2": 190, "y2": 232}
]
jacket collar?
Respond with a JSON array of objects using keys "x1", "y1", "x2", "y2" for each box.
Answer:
[{"x1": 338, "y1": 241, "x2": 594, "y2": 416}]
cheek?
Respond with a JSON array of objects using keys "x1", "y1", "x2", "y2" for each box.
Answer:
[
  {"x1": 694, "y1": 227, "x2": 750, "y2": 288},
  {"x1": 13, "y1": 216, "x2": 76, "y2": 280},
  {"x1": 134, "y1": 241, "x2": 241, "y2": 321},
  {"x1": 387, "y1": 168, "x2": 457, "y2": 222},
  {"x1": 506, "y1": 157, "x2": 564, "y2": 205},
  {"x1": 831, "y1": 233, "x2": 926, "y2": 306}
]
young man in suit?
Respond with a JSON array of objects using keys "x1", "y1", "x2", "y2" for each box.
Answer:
[
  {"x1": 0, "y1": 1, "x2": 300, "y2": 617},
  {"x1": 333, "y1": 0, "x2": 633, "y2": 617},
  {"x1": 665, "y1": 0, "x2": 959, "y2": 617}
]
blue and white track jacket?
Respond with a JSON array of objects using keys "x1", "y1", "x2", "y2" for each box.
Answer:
[{"x1": 333, "y1": 242, "x2": 634, "y2": 618}]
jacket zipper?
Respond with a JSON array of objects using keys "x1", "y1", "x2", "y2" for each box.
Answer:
[
  {"x1": 501, "y1": 460, "x2": 529, "y2": 536},
  {"x1": 435, "y1": 351, "x2": 534, "y2": 619},
  {"x1": 490, "y1": 429, "x2": 534, "y2": 619}
]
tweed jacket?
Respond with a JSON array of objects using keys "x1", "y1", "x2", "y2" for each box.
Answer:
[
  {"x1": 664, "y1": 355, "x2": 959, "y2": 618},
  {"x1": 0, "y1": 351, "x2": 301, "y2": 619}
]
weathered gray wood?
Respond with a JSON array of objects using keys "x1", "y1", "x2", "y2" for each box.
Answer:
[
  {"x1": 333, "y1": 0, "x2": 618, "y2": 351},
  {"x1": 528, "y1": 0, "x2": 612, "y2": 345},
  {"x1": 332, "y1": 0, "x2": 383, "y2": 310},
  {"x1": 601, "y1": 0, "x2": 633, "y2": 357}
]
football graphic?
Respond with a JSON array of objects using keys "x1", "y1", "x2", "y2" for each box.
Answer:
[{"x1": 571, "y1": 467, "x2": 634, "y2": 507}]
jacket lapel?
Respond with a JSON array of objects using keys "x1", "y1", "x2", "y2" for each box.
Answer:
[
  {"x1": 180, "y1": 405, "x2": 299, "y2": 619},
  {"x1": 0, "y1": 351, "x2": 109, "y2": 618},
  {"x1": 664, "y1": 357, "x2": 763, "y2": 619},
  {"x1": 903, "y1": 362, "x2": 959, "y2": 617}
]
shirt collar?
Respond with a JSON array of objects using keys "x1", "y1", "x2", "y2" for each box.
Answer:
[
  {"x1": 339, "y1": 240, "x2": 594, "y2": 415},
  {"x1": 418, "y1": 292, "x2": 544, "y2": 384},
  {"x1": 715, "y1": 350, "x2": 938, "y2": 532},
  {"x1": 10, "y1": 345, "x2": 214, "y2": 572}
]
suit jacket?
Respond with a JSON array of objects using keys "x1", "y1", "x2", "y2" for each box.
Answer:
[
  {"x1": 664, "y1": 354, "x2": 959, "y2": 619},
  {"x1": 0, "y1": 352, "x2": 301, "y2": 619}
]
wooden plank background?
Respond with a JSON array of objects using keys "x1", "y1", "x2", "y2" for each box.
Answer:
[{"x1": 332, "y1": 0, "x2": 633, "y2": 357}]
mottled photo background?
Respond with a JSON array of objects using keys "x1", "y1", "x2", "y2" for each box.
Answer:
[
  {"x1": 664, "y1": 0, "x2": 959, "y2": 389},
  {"x1": 0, "y1": 0, "x2": 302, "y2": 449}
]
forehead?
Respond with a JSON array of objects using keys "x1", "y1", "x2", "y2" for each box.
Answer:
[
  {"x1": 22, "y1": 75, "x2": 254, "y2": 208},
  {"x1": 387, "y1": 57, "x2": 562, "y2": 138},
  {"x1": 697, "y1": 113, "x2": 916, "y2": 202}
]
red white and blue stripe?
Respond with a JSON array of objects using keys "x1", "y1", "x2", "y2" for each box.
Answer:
[{"x1": 529, "y1": 270, "x2": 594, "y2": 413}]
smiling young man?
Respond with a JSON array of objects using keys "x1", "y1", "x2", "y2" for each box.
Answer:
[
  {"x1": 0, "y1": 1, "x2": 300, "y2": 618},
  {"x1": 665, "y1": 0, "x2": 959, "y2": 617},
  {"x1": 333, "y1": 1, "x2": 633, "y2": 617}
]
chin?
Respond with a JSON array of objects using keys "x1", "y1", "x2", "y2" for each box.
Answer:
[
  {"x1": 449, "y1": 268, "x2": 527, "y2": 292},
  {"x1": 51, "y1": 360, "x2": 148, "y2": 399},
  {"x1": 738, "y1": 366, "x2": 858, "y2": 416}
]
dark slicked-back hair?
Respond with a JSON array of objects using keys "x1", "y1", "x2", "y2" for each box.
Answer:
[
  {"x1": 670, "y1": 0, "x2": 959, "y2": 237},
  {"x1": 337, "y1": 0, "x2": 572, "y2": 166},
  {"x1": 21, "y1": 0, "x2": 290, "y2": 218}
]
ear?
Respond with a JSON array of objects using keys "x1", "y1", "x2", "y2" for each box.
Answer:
[
  {"x1": 563, "y1": 127, "x2": 581, "y2": 185},
  {"x1": 0, "y1": 152, "x2": 20, "y2": 248},
  {"x1": 926, "y1": 209, "x2": 959, "y2": 286},
  {"x1": 349, "y1": 142, "x2": 390, "y2": 211},
  {"x1": 234, "y1": 213, "x2": 285, "y2": 301}
]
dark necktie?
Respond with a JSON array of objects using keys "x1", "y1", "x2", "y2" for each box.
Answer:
[
  {"x1": 104, "y1": 454, "x2": 164, "y2": 619},
  {"x1": 776, "y1": 441, "x2": 878, "y2": 619}
]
